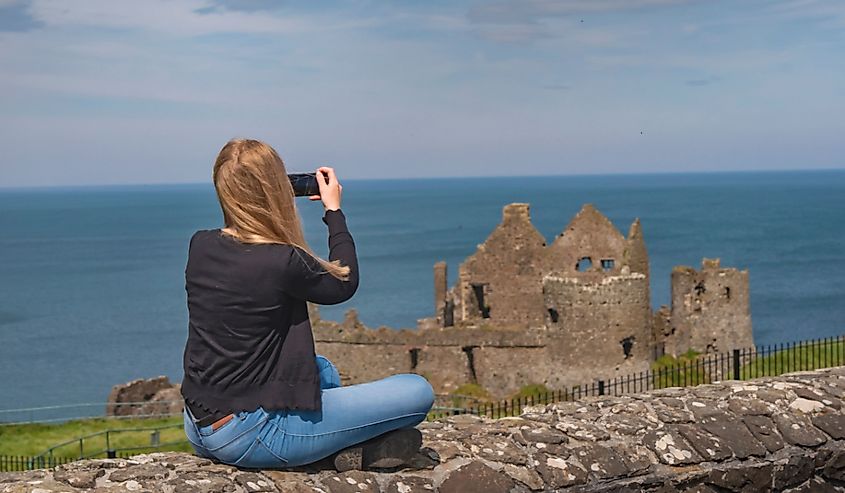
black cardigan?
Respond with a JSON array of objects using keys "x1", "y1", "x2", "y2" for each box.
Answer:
[{"x1": 181, "y1": 209, "x2": 358, "y2": 416}]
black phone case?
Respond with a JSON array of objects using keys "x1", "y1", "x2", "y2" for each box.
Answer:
[{"x1": 288, "y1": 173, "x2": 321, "y2": 197}]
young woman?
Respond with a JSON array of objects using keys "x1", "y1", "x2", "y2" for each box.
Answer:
[{"x1": 181, "y1": 139, "x2": 435, "y2": 470}]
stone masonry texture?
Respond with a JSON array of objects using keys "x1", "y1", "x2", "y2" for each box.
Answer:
[{"x1": 7, "y1": 368, "x2": 845, "y2": 492}]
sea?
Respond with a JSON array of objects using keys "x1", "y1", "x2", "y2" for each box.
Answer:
[{"x1": 1, "y1": 170, "x2": 844, "y2": 421}]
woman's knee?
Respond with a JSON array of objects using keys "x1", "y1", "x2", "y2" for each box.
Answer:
[{"x1": 391, "y1": 373, "x2": 435, "y2": 413}]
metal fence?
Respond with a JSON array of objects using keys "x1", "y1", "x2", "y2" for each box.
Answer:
[
  {"x1": 430, "y1": 334, "x2": 845, "y2": 420},
  {"x1": 1, "y1": 452, "x2": 138, "y2": 473}
]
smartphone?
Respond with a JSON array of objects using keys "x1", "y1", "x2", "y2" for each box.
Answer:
[{"x1": 288, "y1": 172, "x2": 321, "y2": 197}]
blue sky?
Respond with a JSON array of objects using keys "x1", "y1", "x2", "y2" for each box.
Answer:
[{"x1": 1, "y1": 0, "x2": 843, "y2": 187}]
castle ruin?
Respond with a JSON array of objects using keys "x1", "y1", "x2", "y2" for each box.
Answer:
[{"x1": 312, "y1": 203, "x2": 753, "y2": 398}]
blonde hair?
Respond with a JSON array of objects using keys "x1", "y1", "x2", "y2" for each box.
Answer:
[{"x1": 212, "y1": 138, "x2": 351, "y2": 281}]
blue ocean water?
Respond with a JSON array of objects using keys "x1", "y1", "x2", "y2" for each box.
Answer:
[{"x1": 1, "y1": 170, "x2": 843, "y2": 415}]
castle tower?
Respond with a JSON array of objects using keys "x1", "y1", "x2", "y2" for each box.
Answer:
[
  {"x1": 542, "y1": 272, "x2": 652, "y2": 377},
  {"x1": 541, "y1": 205, "x2": 653, "y2": 376},
  {"x1": 454, "y1": 203, "x2": 548, "y2": 328},
  {"x1": 668, "y1": 258, "x2": 753, "y2": 355}
]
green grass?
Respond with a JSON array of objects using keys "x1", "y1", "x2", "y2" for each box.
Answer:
[
  {"x1": 448, "y1": 383, "x2": 492, "y2": 408},
  {"x1": 741, "y1": 340, "x2": 845, "y2": 379},
  {"x1": 650, "y1": 349, "x2": 714, "y2": 389},
  {"x1": 0, "y1": 416, "x2": 190, "y2": 458},
  {"x1": 511, "y1": 383, "x2": 551, "y2": 400}
]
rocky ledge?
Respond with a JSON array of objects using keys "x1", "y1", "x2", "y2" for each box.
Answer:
[{"x1": 5, "y1": 368, "x2": 845, "y2": 492}]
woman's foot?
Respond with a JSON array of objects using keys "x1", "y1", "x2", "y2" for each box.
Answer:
[{"x1": 333, "y1": 428, "x2": 423, "y2": 472}]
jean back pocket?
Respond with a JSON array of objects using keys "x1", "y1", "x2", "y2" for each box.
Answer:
[{"x1": 235, "y1": 419, "x2": 288, "y2": 469}]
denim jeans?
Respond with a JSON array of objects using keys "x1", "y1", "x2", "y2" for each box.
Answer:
[{"x1": 183, "y1": 355, "x2": 435, "y2": 468}]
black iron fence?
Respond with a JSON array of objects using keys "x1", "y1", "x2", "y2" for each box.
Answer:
[
  {"x1": 0, "y1": 452, "x2": 138, "y2": 473},
  {"x1": 429, "y1": 334, "x2": 845, "y2": 420}
]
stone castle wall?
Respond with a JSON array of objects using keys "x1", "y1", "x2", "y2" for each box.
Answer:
[
  {"x1": 542, "y1": 273, "x2": 653, "y2": 383},
  {"x1": 451, "y1": 203, "x2": 549, "y2": 328},
  {"x1": 313, "y1": 307, "x2": 652, "y2": 398},
  {"x1": 312, "y1": 316, "x2": 548, "y2": 397},
  {"x1": 668, "y1": 258, "x2": 754, "y2": 356}
]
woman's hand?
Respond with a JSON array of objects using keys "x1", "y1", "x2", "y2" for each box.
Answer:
[{"x1": 309, "y1": 166, "x2": 342, "y2": 212}]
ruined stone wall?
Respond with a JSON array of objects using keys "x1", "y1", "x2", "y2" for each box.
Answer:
[
  {"x1": 14, "y1": 368, "x2": 845, "y2": 493},
  {"x1": 669, "y1": 258, "x2": 754, "y2": 356},
  {"x1": 545, "y1": 204, "x2": 631, "y2": 277},
  {"x1": 312, "y1": 318, "x2": 548, "y2": 397},
  {"x1": 452, "y1": 203, "x2": 548, "y2": 328},
  {"x1": 623, "y1": 218, "x2": 649, "y2": 282},
  {"x1": 442, "y1": 203, "x2": 648, "y2": 333},
  {"x1": 309, "y1": 271, "x2": 657, "y2": 398},
  {"x1": 472, "y1": 346, "x2": 553, "y2": 396},
  {"x1": 542, "y1": 273, "x2": 653, "y2": 384}
]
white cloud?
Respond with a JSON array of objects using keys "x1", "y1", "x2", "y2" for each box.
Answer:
[{"x1": 27, "y1": 0, "x2": 343, "y2": 36}]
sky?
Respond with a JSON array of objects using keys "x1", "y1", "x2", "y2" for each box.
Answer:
[{"x1": 1, "y1": 0, "x2": 844, "y2": 187}]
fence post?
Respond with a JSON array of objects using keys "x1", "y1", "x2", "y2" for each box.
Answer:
[{"x1": 733, "y1": 349, "x2": 741, "y2": 380}]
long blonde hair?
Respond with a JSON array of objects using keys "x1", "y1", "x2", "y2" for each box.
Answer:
[{"x1": 212, "y1": 138, "x2": 351, "y2": 281}]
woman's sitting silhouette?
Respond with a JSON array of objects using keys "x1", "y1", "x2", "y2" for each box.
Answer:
[{"x1": 181, "y1": 139, "x2": 435, "y2": 470}]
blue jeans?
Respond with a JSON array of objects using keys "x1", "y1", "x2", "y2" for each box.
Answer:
[{"x1": 183, "y1": 355, "x2": 435, "y2": 468}]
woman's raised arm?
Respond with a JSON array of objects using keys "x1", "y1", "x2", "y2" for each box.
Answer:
[{"x1": 283, "y1": 209, "x2": 359, "y2": 305}]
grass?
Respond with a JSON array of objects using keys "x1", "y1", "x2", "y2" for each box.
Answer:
[
  {"x1": 0, "y1": 416, "x2": 190, "y2": 458},
  {"x1": 447, "y1": 383, "x2": 492, "y2": 408},
  {"x1": 741, "y1": 339, "x2": 845, "y2": 379},
  {"x1": 650, "y1": 349, "x2": 714, "y2": 389},
  {"x1": 511, "y1": 383, "x2": 551, "y2": 400}
]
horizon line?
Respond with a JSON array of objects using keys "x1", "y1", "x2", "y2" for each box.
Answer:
[{"x1": 1, "y1": 166, "x2": 843, "y2": 192}]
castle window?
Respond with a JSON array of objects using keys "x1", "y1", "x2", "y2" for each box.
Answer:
[
  {"x1": 724, "y1": 287, "x2": 731, "y2": 300},
  {"x1": 409, "y1": 348, "x2": 420, "y2": 371},
  {"x1": 462, "y1": 346, "x2": 479, "y2": 383},
  {"x1": 471, "y1": 283, "x2": 490, "y2": 319},
  {"x1": 601, "y1": 259, "x2": 615, "y2": 271},
  {"x1": 620, "y1": 336, "x2": 635, "y2": 359},
  {"x1": 694, "y1": 281, "x2": 706, "y2": 296},
  {"x1": 547, "y1": 307, "x2": 559, "y2": 323},
  {"x1": 576, "y1": 257, "x2": 593, "y2": 272}
]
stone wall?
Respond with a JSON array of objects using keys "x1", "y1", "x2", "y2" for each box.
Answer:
[
  {"x1": 669, "y1": 258, "x2": 754, "y2": 356},
  {"x1": 440, "y1": 203, "x2": 649, "y2": 331},
  {"x1": 9, "y1": 368, "x2": 845, "y2": 492},
  {"x1": 453, "y1": 203, "x2": 549, "y2": 328},
  {"x1": 545, "y1": 204, "x2": 631, "y2": 277},
  {"x1": 542, "y1": 273, "x2": 653, "y2": 383},
  {"x1": 312, "y1": 318, "x2": 548, "y2": 396}
]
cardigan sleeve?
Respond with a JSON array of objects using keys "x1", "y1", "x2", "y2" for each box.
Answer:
[{"x1": 283, "y1": 209, "x2": 359, "y2": 305}]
